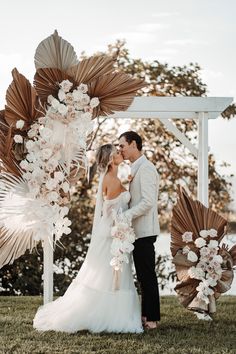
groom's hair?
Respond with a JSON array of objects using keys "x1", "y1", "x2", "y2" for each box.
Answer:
[{"x1": 119, "y1": 131, "x2": 142, "y2": 151}]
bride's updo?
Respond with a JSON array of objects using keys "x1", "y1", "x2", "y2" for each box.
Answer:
[{"x1": 96, "y1": 144, "x2": 116, "y2": 172}]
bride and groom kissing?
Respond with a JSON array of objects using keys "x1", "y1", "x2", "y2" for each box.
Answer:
[{"x1": 33, "y1": 131, "x2": 160, "y2": 333}]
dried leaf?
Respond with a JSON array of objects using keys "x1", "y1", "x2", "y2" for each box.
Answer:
[
  {"x1": 34, "y1": 30, "x2": 78, "y2": 71},
  {"x1": 34, "y1": 68, "x2": 76, "y2": 103},
  {"x1": 67, "y1": 55, "x2": 115, "y2": 84},
  {"x1": 5, "y1": 68, "x2": 41, "y2": 128},
  {"x1": 87, "y1": 71, "x2": 146, "y2": 117}
]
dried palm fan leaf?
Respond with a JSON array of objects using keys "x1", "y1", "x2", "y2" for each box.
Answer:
[
  {"x1": 87, "y1": 71, "x2": 146, "y2": 117},
  {"x1": 171, "y1": 186, "x2": 227, "y2": 257},
  {"x1": 0, "y1": 110, "x2": 8, "y2": 134},
  {"x1": 5, "y1": 68, "x2": 41, "y2": 128},
  {"x1": 34, "y1": 30, "x2": 78, "y2": 71},
  {"x1": 0, "y1": 125, "x2": 20, "y2": 176},
  {"x1": 0, "y1": 227, "x2": 37, "y2": 269},
  {"x1": 34, "y1": 68, "x2": 76, "y2": 103},
  {"x1": 0, "y1": 173, "x2": 51, "y2": 268},
  {"x1": 67, "y1": 55, "x2": 115, "y2": 85}
]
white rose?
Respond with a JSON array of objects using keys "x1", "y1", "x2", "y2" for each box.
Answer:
[
  {"x1": 40, "y1": 127, "x2": 53, "y2": 140},
  {"x1": 47, "y1": 95, "x2": 54, "y2": 104},
  {"x1": 62, "y1": 182, "x2": 70, "y2": 193},
  {"x1": 54, "y1": 171, "x2": 65, "y2": 181},
  {"x1": 25, "y1": 140, "x2": 35, "y2": 150},
  {"x1": 188, "y1": 266, "x2": 205, "y2": 280},
  {"x1": 182, "y1": 231, "x2": 193, "y2": 243},
  {"x1": 58, "y1": 89, "x2": 66, "y2": 102},
  {"x1": 41, "y1": 148, "x2": 53, "y2": 160},
  {"x1": 195, "y1": 237, "x2": 206, "y2": 248},
  {"x1": 182, "y1": 245, "x2": 191, "y2": 254},
  {"x1": 209, "y1": 228, "x2": 218, "y2": 238},
  {"x1": 16, "y1": 119, "x2": 25, "y2": 129},
  {"x1": 78, "y1": 83, "x2": 88, "y2": 93},
  {"x1": 90, "y1": 97, "x2": 100, "y2": 108},
  {"x1": 187, "y1": 251, "x2": 198, "y2": 263},
  {"x1": 58, "y1": 103, "x2": 68, "y2": 115},
  {"x1": 72, "y1": 89, "x2": 83, "y2": 101},
  {"x1": 205, "y1": 277, "x2": 217, "y2": 287},
  {"x1": 13, "y1": 135, "x2": 23, "y2": 144},
  {"x1": 80, "y1": 94, "x2": 90, "y2": 106},
  {"x1": 199, "y1": 230, "x2": 209, "y2": 238},
  {"x1": 46, "y1": 178, "x2": 58, "y2": 190},
  {"x1": 47, "y1": 191, "x2": 59, "y2": 202},
  {"x1": 51, "y1": 98, "x2": 60, "y2": 110},
  {"x1": 208, "y1": 240, "x2": 219, "y2": 249},
  {"x1": 28, "y1": 128, "x2": 37, "y2": 138},
  {"x1": 59, "y1": 80, "x2": 73, "y2": 93},
  {"x1": 212, "y1": 254, "x2": 223, "y2": 264},
  {"x1": 19, "y1": 160, "x2": 29, "y2": 170}
]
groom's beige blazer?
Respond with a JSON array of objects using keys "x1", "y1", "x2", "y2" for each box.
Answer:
[{"x1": 124, "y1": 155, "x2": 160, "y2": 239}]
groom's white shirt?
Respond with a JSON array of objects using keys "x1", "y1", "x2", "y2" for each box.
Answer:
[{"x1": 124, "y1": 155, "x2": 160, "y2": 239}]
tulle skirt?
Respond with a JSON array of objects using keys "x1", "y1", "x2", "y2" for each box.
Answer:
[{"x1": 33, "y1": 217, "x2": 143, "y2": 333}]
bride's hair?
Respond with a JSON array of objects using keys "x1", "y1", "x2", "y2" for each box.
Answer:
[{"x1": 96, "y1": 144, "x2": 116, "y2": 172}]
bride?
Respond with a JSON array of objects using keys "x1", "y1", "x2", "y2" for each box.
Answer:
[{"x1": 33, "y1": 144, "x2": 143, "y2": 333}]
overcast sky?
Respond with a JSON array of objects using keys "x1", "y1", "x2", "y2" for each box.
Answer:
[{"x1": 0, "y1": 0, "x2": 235, "y2": 207}]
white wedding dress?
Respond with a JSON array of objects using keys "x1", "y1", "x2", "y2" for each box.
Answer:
[{"x1": 33, "y1": 191, "x2": 143, "y2": 333}]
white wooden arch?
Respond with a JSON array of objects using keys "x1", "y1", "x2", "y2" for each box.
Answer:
[{"x1": 43, "y1": 96, "x2": 233, "y2": 304}]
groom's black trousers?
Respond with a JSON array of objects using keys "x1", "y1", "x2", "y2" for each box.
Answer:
[{"x1": 133, "y1": 236, "x2": 160, "y2": 321}]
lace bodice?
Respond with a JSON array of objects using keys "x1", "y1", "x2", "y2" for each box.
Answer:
[{"x1": 102, "y1": 191, "x2": 130, "y2": 218}]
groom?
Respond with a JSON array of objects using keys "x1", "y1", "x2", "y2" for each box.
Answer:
[{"x1": 119, "y1": 131, "x2": 160, "y2": 329}]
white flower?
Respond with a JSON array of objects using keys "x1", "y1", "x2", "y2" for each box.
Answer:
[
  {"x1": 90, "y1": 97, "x2": 100, "y2": 108},
  {"x1": 46, "y1": 178, "x2": 58, "y2": 190},
  {"x1": 25, "y1": 140, "x2": 35, "y2": 150},
  {"x1": 62, "y1": 182, "x2": 70, "y2": 193},
  {"x1": 78, "y1": 83, "x2": 88, "y2": 93},
  {"x1": 80, "y1": 94, "x2": 90, "y2": 106},
  {"x1": 54, "y1": 171, "x2": 65, "y2": 182},
  {"x1": 20, "y1": 160, "x2": 29, "y2": 171},
  {"x1": 212, "y1": 254, "x2": 223, "y2": 264},
  {"x1": 59, "y1": 80, "x2": 73, "y2": 93},
  {"x1": 51, "y1": 98, "x2": 60, "y2": 110},
  {"x1": 188, "y1": 266, "x2": 205, "y2": 280},
  {"x1": 14, "y1": 135, "x2": 23, "y2": 144},
  {"x1": 58, "y1": 89, "x2": 66, "y2": 102},
  {"x1": 121, "y1": 240, "x2": 134, "y2": 253},
  {"x1": 182, "y1": 245, "x2": 191, "y2": 254},
  {"x1": 208, "y1": 228, "x2": 218, "y2": 238},
  {"x1": 40, "y1": 127, "x2": 53, "y2": 140},
  {"x1": 208, "y1": 240, "x2": 219, "y2": 249},
  {"x1": 41, "y1": 148, "x2": 53, "y2": 160},
  {"x1": 187, "y1": 251, "x2": 198, "y2": 263},
  {"x1": 199, "y1": 230, "x2": 209, "y2": 238},
  {"x1": 16, "y1": 119, "x2": 25, "y2": 129},
  {"x1": 182, "y1": 231, "x2": 193, "y2": 243},
  {"x1": 47, "y1": 191, "x2": 59, "y2": 202},
  {"x1": 58, "y1": 103, "x2": 68, "y2": 115},
  {"x1": 72, "y1": 89, "x2": 83, "y2": 101},
  {"x1": 205, "y1": 277, "x2": 217, "y2": 287},
  {"x1": 195, "y1": 237, "x2": 206, "y2": 248}
]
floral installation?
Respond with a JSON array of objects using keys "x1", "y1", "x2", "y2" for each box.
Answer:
[
  {"x1": 110, "y1": 208, "x2": 136, "y2": 290},
  {"x1": 0, "y1": 30, "x2": 145, "y2": 268},
  {"x1": 171, "y1": 187, "x2": 236, "y2": 320}
]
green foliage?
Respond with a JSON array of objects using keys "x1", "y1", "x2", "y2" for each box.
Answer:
[{"x1": 0, "y1": 296, "x2": 236, "y2": 354}]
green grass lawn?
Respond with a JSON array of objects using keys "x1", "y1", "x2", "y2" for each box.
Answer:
[{"x1": 0, "y1": 296, "x2": 235, "y2": 354}]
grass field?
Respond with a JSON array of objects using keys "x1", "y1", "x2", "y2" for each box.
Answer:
[{"x1": 0, "y1": 296, "x2": 235, "y2": 354}]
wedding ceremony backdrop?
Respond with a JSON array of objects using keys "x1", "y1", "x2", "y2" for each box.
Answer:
[
  {"x1": 41, "y1": 95, "x2": 234, "y2": 304},
  {"x1": 0, "y1": 30, "x2": 235, "y2": 324}
]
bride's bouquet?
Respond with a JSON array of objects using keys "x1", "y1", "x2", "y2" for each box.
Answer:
[{"x1": 110, "y1": 208, "x2": 136, "y2": 290}]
